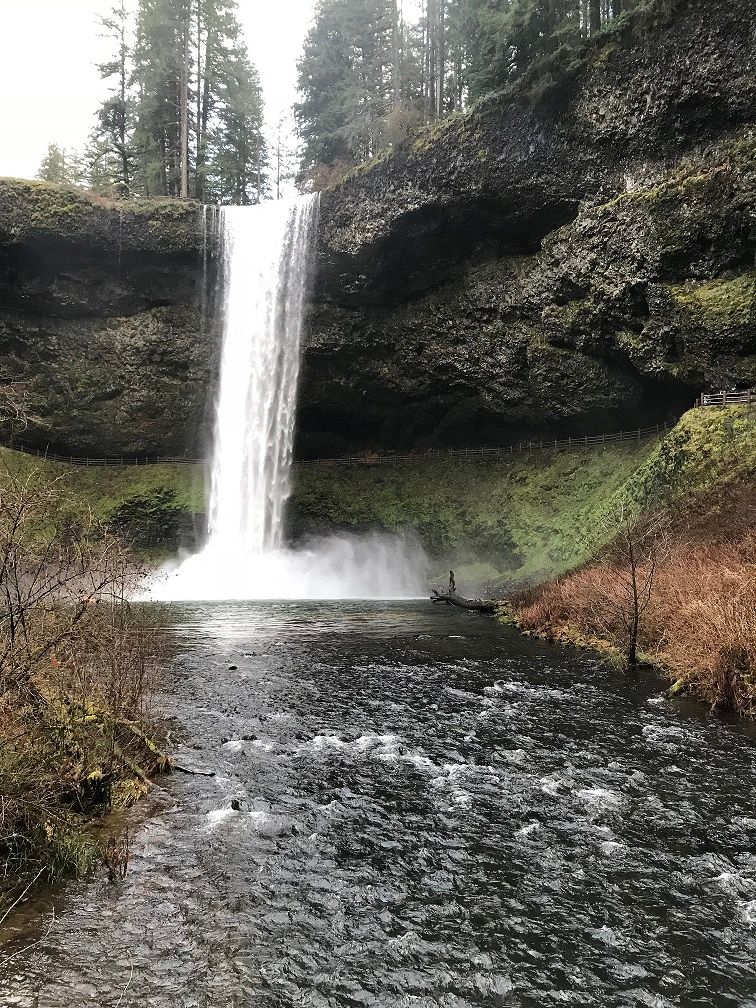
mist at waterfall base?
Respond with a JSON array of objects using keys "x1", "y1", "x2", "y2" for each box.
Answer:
[{"x1": 147, "y1": 198, "x2": 427, "y2": 602}]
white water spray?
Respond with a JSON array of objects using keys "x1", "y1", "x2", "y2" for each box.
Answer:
[{"x1": 149, "y1": 199, "x2": 426, "y2": 601}]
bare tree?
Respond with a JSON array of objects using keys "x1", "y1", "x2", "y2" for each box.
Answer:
[
  {"x1": 0, "y1": 379, "x2": 39, "y2": 433},
  {"x1": 592, "y1": 503, "x2": 673, "y2": 665}
]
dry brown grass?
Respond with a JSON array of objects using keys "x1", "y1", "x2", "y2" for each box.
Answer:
[{"x1": 516, "y1": 486, "x2": 756, "y2": 712}]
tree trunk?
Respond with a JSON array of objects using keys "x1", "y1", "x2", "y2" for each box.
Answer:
[
  {"x1": 199, "y1": 18, "x2": 213, "y2": 200},
  {"x1": 391, "y1": 0, "x2": 401, "y2": 108},
  {"x1": 179, "y1": 7, "x2": 190, "y2": 199},
  {"x1": 627, "y1": 541, "x2": 640, "y2": 665},
  {"x1": 117, "y1": 1, "x2": 130, "y2": 195},
  {"x1": 430, "y1": 590, "x2": 496, "y2": 614},
  {"x1": 589, "y1": 0, "x2": 601, "y2": 34},
  {"x1": 195, "y1": 1, "x2": 203, "y2": 200},
  {"x1": 436, "y1": 0, "x2": 445, "y2": 118}
]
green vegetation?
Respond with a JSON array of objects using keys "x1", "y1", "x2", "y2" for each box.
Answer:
[
  {"x1": 2, "y1": 407, "x2": 752, "y2": 590},
  {"x1": 622, "y1": 406, "x2": 756, "y2": 506},
  {"x1": 296, "y1": 0, "x2": 678, "y2": 187},
  {"x1": 668, "y1": 272, "x2": 756, "y2": 331},
  {"x1": 35, "y1": 1, "x2": 267, "y2": 203},
  {"x1": 291, "y1": 408, "x2": 756, "y2": 591},
  {"x1": 514, "y1": 408, "x2": 756, "y2": 712},
  {"x1": 290, "y1": 440, "x2": 658, "y2": 589},
  {"x1": 0, "y1": 449, "x2": 203, "y2": 554},
  {"x1": 0, "y1": 177, "x2": 202, "y2": 257}
]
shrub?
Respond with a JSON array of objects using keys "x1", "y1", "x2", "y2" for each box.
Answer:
[{"x1": 0, "y1": 469, "x2": 167, "y2": 911}]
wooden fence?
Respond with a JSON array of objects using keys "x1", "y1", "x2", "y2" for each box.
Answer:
[
  {"x1": 293, "y1": 422, "x2": 672, "y2": 468},
  {"x1": 1, "y1": 422, "x2": 670, "y2": 469},
  {"x1": 4, "y1": 388, "x2": 751, "y2": 470},
  {"x1": 698, "y1": 389, "x2": 756, "y2": 408}
]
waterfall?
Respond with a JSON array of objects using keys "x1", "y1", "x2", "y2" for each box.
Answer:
[
  {"x1": 148, "y1": 197, "x2": 425, "y2": 601},
  {"x1": 208, "y1": 199, "x2": 317, "y2": 555}
]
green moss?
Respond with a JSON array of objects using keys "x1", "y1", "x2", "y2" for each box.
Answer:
[
  {"x1": 289, "y1": 439, "x2": 657, "y2": 589},
  {"x1": 622, "y1": 406, "x2": 756, "y2": 508},
  {"x1": 667, "y1": 272, "x2": 756, "y2": 331},
  {"x1": 0, "y1": 177, "x2": 202, "y2": 257},
  {"x1": 2, "y1": 407, "x2": 752, "y2": 588},
  {"x1": 542, "y1": 299, "x2": 587, "y2": 329},
  {"x1": 0, "y1": 448, "x2": 203, "y2": 556}
]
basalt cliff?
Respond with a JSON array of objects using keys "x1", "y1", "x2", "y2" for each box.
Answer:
[{"x1": 0, "y1": 0, "x2": 754, "y2": 458}]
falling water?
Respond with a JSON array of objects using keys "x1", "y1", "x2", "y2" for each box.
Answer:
[
  {"x1": 149, "y1": 198, "x2": 426, "y2": 601},
  {"x1": 208, "y1": 200, "x2": 316, "y2": 554}
]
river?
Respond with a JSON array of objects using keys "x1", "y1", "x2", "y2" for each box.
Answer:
[{"x1": 2, "y1": 601, "x2": 756, "y2": 1006}]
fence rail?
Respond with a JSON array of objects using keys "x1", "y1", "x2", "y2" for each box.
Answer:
[
  {"x1": 698, "y1": 389, "x2": 756, "y2": 408},
  {"x1": 0, "y1": 422, "x2": 671, "y2": 469},
  {"x1": 294, "y1": 423, "x2": 672, "y2": 468},
  {"x1": 1, "y1": 392, "x2": 750, "y2": 470}
]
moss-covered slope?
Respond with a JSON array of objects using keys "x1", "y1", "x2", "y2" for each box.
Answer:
[
  {"x1": 289, "y1": 441, "x2": 657, "y2": 589},
  {"x1": 2, "y1": 406, "x2": 751, "y2": 587},
  {"x1": 0, "y1": 448, "x2": 205, "y2": 554},
  {"x1": 0, "y1": 178, "x2": 202, "y2": 257}
]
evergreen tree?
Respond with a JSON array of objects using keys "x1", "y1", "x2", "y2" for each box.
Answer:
[
  {"x1": 36, "y1": 144, "x2": 68, "y2": 184},
  {"x1": 122, "y1": 0, "x2": 266, "y2": 201},
  {"x1": 36, "y1": 144, "x2": 88, "y2": 187},
  {"x1": 295, "y1": 0, "x2": 396, "y2": 185},
  {"x1": 269, "y1": 112, "x2": 301, "y2": 200},
  {"x1": 92, "y1": 0, "x2": 135, "y2": 196},
  {"x1": 294, "y1": 0, "x2": 640, "y2": 180},
  {"x1": 199, "y1": 0, "x2": 267, "y2": 204},
  {"x1": 131, "y1": 0, "x2": 192, "y2": 197}
]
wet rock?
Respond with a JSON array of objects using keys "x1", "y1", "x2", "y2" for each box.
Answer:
[{"x1": 0, "y1": 0, "x2": 753, "y2": 457}]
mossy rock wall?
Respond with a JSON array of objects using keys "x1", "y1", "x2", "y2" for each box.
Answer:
[
  {"x1": 302, "y1": 0, "x2": 756, "y2": 453},
  {"x1": 0, "y1": 181, "x2": 219, "y2": 457},
  {"x1": 1, "y1": 0, "x2": 755, "y2": 460}
]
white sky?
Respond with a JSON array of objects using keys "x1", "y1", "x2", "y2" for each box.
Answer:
[{"x1": 0, "y1": 0, "x2": 317, "y2": 181}]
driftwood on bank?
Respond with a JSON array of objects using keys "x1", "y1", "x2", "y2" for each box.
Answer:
[{"x1": 430, "y1": 590, "x2": 497, "y2": 614}]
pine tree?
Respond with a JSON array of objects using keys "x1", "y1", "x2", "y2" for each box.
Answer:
[
  {"x1": 295, "y1": 0, "x2": 396, "y2": 185},
  {"x1": 36, "y1": 144, "x2": 68, "y2": 184},
  {"x1": 125, "y1": 0, "x2": 266, "y2": 201},
  {"x1": 205, "y1": 39, "x2": 267, "y2": 202},
  {"x1": 270, "y1": 112, "x2": 300, "y2": 200},
  {"x1": 36, "y1": 144, "x2": 88, "y2": 187},
  {"x1": 93, "y1": 0, "x2": 135, "y2": 196},
  {"x1": 131, "y1": 0, "x2": 192, "y2": 197},
  {"x1": 199, "y1": 0, "x2": 267, "y2": 204}
]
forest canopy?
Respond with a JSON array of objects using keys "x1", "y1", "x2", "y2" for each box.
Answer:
[
  {"x1": 38, "y1": 0, "x2": 267, "y2": 203},
  {"x1": 294, "y1": 0, "x2": 673, "y2": 186},
  {"x1": 36, "y1": 0, "x2": 675, "y2": 198}
]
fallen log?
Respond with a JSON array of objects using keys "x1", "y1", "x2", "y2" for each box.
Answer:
[
  {"x1": 430, "y1": 589, "x2": 497, "y2": 614},
  {"x1": 172, "y1": 764, "x2": 216, "y2": 777}
]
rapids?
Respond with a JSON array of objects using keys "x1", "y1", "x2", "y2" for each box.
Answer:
[{"x1": 2, "y1": 602, "x2": 756, "y2": 1006}]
